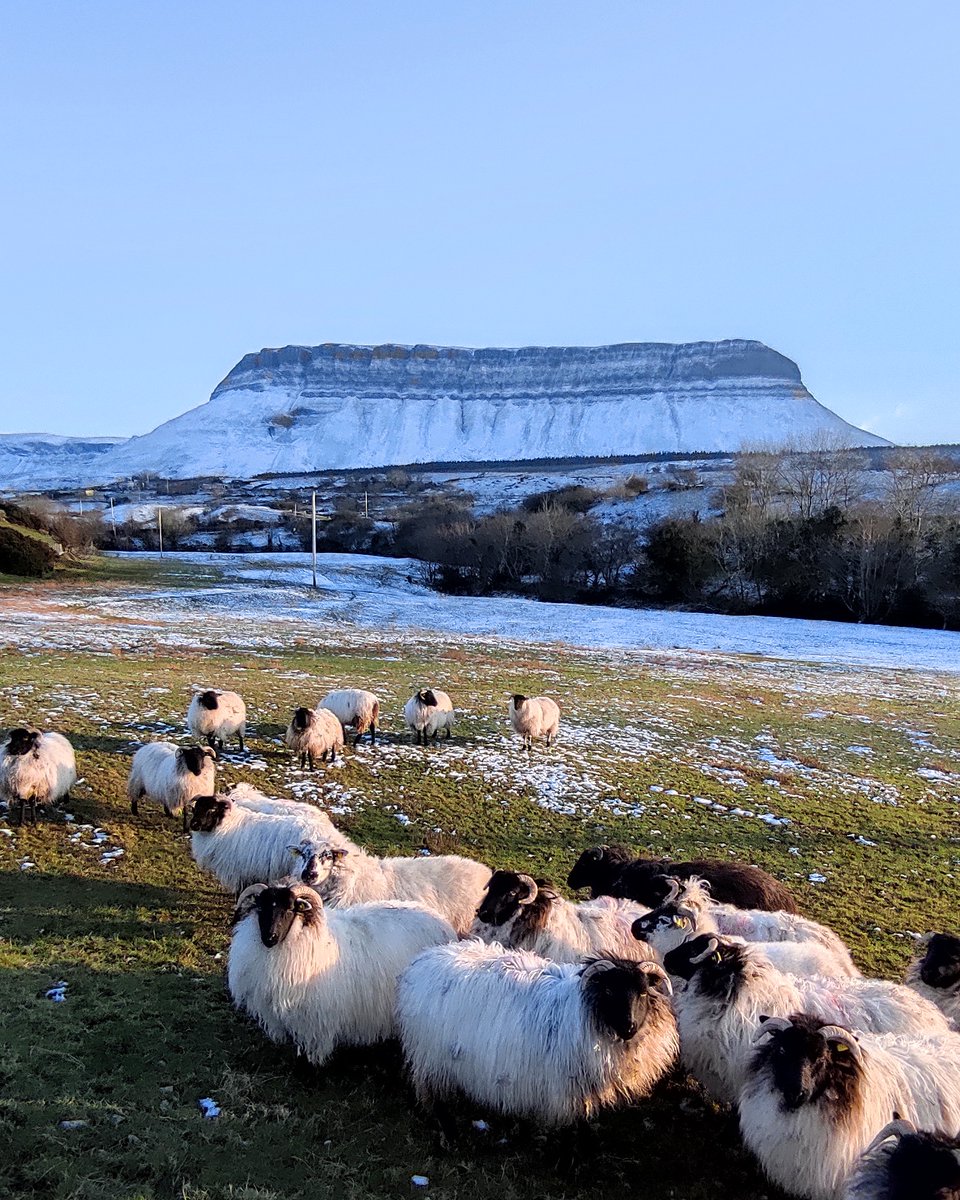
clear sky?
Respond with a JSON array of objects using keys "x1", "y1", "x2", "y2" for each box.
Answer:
[{"x1": 2, "y1": 1, "x2": 957, "y2": 444}]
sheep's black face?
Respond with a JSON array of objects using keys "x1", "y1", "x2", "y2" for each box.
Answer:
[
  {"x1": 567, "y1": 845, "x2": 633, "y2": 896},
  {"x1": 198, "y1": 690, "x2": 219, "y2": 711},
  {"x1": 583, "y1": 961, "x2": 649, "y2": 1042},
  {"x1": 419, "y1": 689, "x2": 437, "y2": 707},
  {"x1": 510, "y1": 694, "x2": 526, "y2": 709},
  {"x1": 566, "y1": 846, "x2": 607, "y2": 892},
  {"x1": 255, "y1": 887, "x2": 318, "y2": 948},
  {"x1": 476, "y1": 870, "x2": 536, "y2": 926},
  {"x1": 919, "y1": 933, "x2": 960, "y2": 991},
  {"x1": 755, "y1": 1016, "x2": 860, "y2": 1113},
  {"x1": 189, "y1": 796, "x2": 228, "y2": 832},
  {"x1": 887, "y1": 1130, "x2": 960, "y2": 1200},
  {"x1": 179, "y1": 746, "x2": 210, "y2": 776},
  {"x1": 5, "y1": 728, "x2": 41, "y2": 757},
  {"x1": 662, "y1": 935, "x2": 745, "y2": 999},
  {"x1": 291, "y1": 708, "x2": 314, "y2": 732}
]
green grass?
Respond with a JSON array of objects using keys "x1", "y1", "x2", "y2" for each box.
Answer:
[{"x1": 1, "y1": 566, "x2": 959, "y2": 1198}]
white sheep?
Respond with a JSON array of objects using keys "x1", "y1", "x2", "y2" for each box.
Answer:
[
  {"x1": 508, "y1": 693, "x2": 560, "y2": 750},
  {"x1": 319, "y1": 688, "x2": 379, "y2": 745},
  {"x1": 632, "y1": 876, "x2": 860, "y2": 977},
  {"x1": 127, "y1": 741, "x2": 216, "y2": 832},
  {"x1": 906, "y1": 933, "x2": 960, "y2": 1029},
  {"x1": 842, "y1": 1116, "x2": 960, "y2": 1199},
  {"x1": 284, "y1": 707, "x2": 344, "y2": 768},
  {"x1": 224, "y1": 781, "x2": 336, "y2": 819},
  {"x1": 295, "y1": 840, "x2": 491, "y2": 936},
  {"x1": 0, "y1": 727, "x2": 77, "y2": 824},
  {"x1": 740, "y1": 1014, "x2": 960, "y2": 1200},
  {"x1": 187, "y1": 689, "x2": 247, "y2": 753},
  {"x1": 396, "y1": 940, "x2": 679, "y2": 1126},
  {"x1": 469, "y1": 870, "x2": 650, "y2": 964},
  {"x1": 403, "y1": 688, "x2": 455, "y2": 744},
  {"x1": 662, "y1": 934, "x2": 953, "y2": 1106},
  {"x1": 228, "y1": 883, "x2": 456, "y2": 1065},
  {"x1": 190, "y1": 794, "x2": 350, "y2": 893}
]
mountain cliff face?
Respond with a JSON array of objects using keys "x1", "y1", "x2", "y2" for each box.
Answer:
[{"x1": 3, "y1": 341, "x2": 887, "y2": 488}]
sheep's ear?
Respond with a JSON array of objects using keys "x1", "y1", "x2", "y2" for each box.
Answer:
[
  {"x1": 516, "y1": 874, "x2": 538, "y2": 905},
  {"x1": 331, "y1": 848, "x2": 349, "y2": 863},
  {"x1": 287, "y1": 845, "x2": 304, "y2": 858}
]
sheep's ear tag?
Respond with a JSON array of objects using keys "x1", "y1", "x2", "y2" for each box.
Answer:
[
  {"x1": 833, "y1": 1042, "x2": 850, "y2": 1053},
  {"x1": 673, "y1": 915, "x2": 689, "y2": 928},
  {"x1": 712, "y1": 951, "x2": 723, "y2": 964}
]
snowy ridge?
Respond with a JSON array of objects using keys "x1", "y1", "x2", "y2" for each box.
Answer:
[{"x1": 0, "y1": 433, "x2": 127, "y2": 489}]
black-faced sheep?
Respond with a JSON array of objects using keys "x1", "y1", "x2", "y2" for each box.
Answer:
[
  {"x1": 284, "y1": 707, "x2": 344, "y2": 768},
  {"x1": 906, "y1": 933, "x2": 960, "y2": 1029},
  {"x1": 0, "y1": 727, "x2": 77, "y2": 824},
  {"x1": 187, "y1": 689, "x2": 246, "y2": 753},
  {"x1": 319, "y1": 688, "x2": 379, "y2": 745},
  {"x1": 127, "y1": 742, "x2": 216, "y2": 831},
  {"x1": 843, "y1": 1117, "x2": 960, "y2": 1200},
  {"x1": 469, "y1": 869, "x2": 649, "y2": 964},
  {"x1": 396, "y1": 941, "x2": 678, "y2": 1126},
  {"x1": 403, "y1": 689, "x2": 454, "y2": 745},
  {"x1": 228, "y1": 883, "x2": 456, "y2": 1065},
  {"x1": 568, "y1": 844, "x2": 799, "y2": 913},
  {"x1": 508, "y1": 694, "x2": 560, "y2": 750},
  {"x1": 739, "y1": 1014, "x2": 960, "y2": 1200}
]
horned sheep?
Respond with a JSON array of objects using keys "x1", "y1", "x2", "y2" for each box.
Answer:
[
  {"x1": 319, "y1": 688, "x2": 380, "y2": 745},
  {"x1": 403, "y1": 689, "x2": 454, "y2": 744},
  {"x1": 0, "y1": 727, "x2": 77, "y2": 824},
  {"x1": 187, "y1": 689, "x2": 246, "y2": 753},
  {"x1": 843, "y1": 1117, "x2": 960, "y2": 1200},
  {"x1": 396, "y1": 940, "x2": 679, "y2": 1126},
  {"x1": 906, "y1": 933, "x2": 960, "y2": 1029},
  {"x1": 127, "y1": 741, "x2": 215, "y2": 832},
  {"x1": 285, "y1": 707, "x2": 344, "y2": 768},
  {"x1": 228, "y1": 884, "x2": 455, "y2": 1065}
]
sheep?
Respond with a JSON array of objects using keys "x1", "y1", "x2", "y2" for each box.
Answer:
[
  {"x1": 396, "y1": 940, "x2": 679, "y2": 1126},
  {"x1": 0, "y1": 727, "x2": 77, "y2": 824},
  {"x1": 906, "y1": 933, "x2": 960, "y2": 1029},
  {"x1": 319, "y1": 688, "x2": 380, "y2": 745},
  {"x1": 189, "y1": 794, "x2": 351, "y2": 893},
  {"x1": 228, "y1": 883, "x2": 455, "y2": 1065},
  {"x1": 658, "y1": 934, "x2": 948, "y2": 1105},
  {"x1": 739, "y1": 1014, "x2": 960, "y2": 1200},
  {"x1": 632, "y1": 876, "x2": 859, "y2": 975},
  {"x1": 403, "y1": 689, "x2": 454, "y2": 745},
  {"x1": 294, "y1": 839, "x2": 491, "y2": 936},
  {"x1": 187, "y1": 689, "x2": 246, "y2": 753},
  {"x1": 508, "y1": 694, "x2": 560, "y2": 750},
  {"x1": 284, "y1": 707, "x2": 344, "y2": 768},
  {"x1": 224, "y1": 781, "x2": 338, "y2": 820},
  {"x1": 843, "y1": 1117, "x2": 960, "y2": 1200},
  {"x1": 567, "y1": 843, "x2": 799, "y2": 913},
  {"x1": 469, "y1": 869, "x2": 650, "y2": 964},
  {"x1": 127, "y1": 741, "x2": 216, "y2": 832}
]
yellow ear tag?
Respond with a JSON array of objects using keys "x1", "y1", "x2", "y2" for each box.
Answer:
[
  {"x1": 834, "y1": 1042, "x2": 849, "y2": 1053},
  {"x1": 713, "y1": 951, "x2": 723, "y2": 964},
  {"x1": 673, "y1": 916, "x2": 689, "y2": 928}
]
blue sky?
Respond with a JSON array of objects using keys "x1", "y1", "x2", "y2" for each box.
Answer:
[{"x1": 2, "y1": 1, "x2": 957, "y2": 444}]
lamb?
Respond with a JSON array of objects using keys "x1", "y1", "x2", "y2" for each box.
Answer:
[
  {"x1": 739, "y1": 1014, "x2": 960, "y2": 1200},
  {"x1": 843, "y1": 1117, "x2": 960, "y2": 1200},
  {"x1": 403, "y1": 689, "x2": 454, "y2": 744},
  {"x1": 190, "y1": 794, "x2": 351, "y2": 893},
  {"x1": 187, "y1": 689, "x2": 246, "y2": 753},
  {"x1": 469, "y1": 869, "x2": 650, "y2": 964},
  {"x1": 319, "y1": 688, "x2": 380, "y2": 745},
  {"x1": 906, "y1": 933, "x2": 960, "y2": 1029},
  {"x1": 295, "y1": 839, "x2": 491, "y2": 936},
  {"x1": 0, "y1": 727, "x2": 77, "y2": 824},
  {"x1": 396, "y1": 940, "x2": 679, "y2": 1126},
  {"x1": 632, "y1": 876, "x2": 858, "y2": 975},
  {"x1": 228, "y1": 883, "x2": 455, "y2": 1065},
  {"x1": 659, "y1": 934, "x2": 948, "y2": 1105},
  {"x1": 284, "y1": 707, "x2": 344, "y2": 768},
  {"x1": 568, "y1": 844, "x2": 799, "y2": 913},
  {"x1": 127, "y1": 741, "x2": 215, "y2": 832},
  {"x1": 508, "y1": 694, "x2": 560, "y2": 750}
]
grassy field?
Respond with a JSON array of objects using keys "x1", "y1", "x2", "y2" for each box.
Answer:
[{"x1": 1, "y1": 559, "x2": 959, "y2": 1199}]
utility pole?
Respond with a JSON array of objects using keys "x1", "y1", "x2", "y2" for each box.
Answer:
[
  {"x1": 110, "y1": 497, "x2": 117, "y2": 544},
  {"x1": 311, "y1": 490, "x2": 317, "y2": 589},
  {"x1": 363, "y1": 490, "x2": 369, "y2": 518},
  {"x1": 158, "y1": 508, "x2": 164, "y2": 558}
]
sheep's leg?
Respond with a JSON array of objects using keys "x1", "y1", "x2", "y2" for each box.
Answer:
[
  {"x1": 329, "y1": 745, "x2": 336, "y2": 763},
  {"x1": 370, "y1": 723, "x2": 377, "y2": 745},
  {"x1": 130, "y1": 795, "x2": 139, "y2": 817},
  {"x1": 307, "y1": 752, "x2": 315, "y2": 771},
  {"x1": 182, "y1": 805, "x2": 190, "y2": 833},
  {"x1": 299, "y1": 752, "x2": 306, "y2": 770},
  {"x1": 18, "y1": 798, "x2": 25, "y2": 825},
  {"x1": 237, "y1": 732, "x2": 245, "y2": 753},
  {"x1": 445, "y1": 726, "x2": 451, "y2": 740}
]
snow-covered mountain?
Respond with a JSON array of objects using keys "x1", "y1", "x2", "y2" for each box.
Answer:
[
  {"x1": 2, "y1": 340, "x2": 887, "y2": 488},
  {"x1": 0, "y1": 433, "x2": 128, "y2": 489}
]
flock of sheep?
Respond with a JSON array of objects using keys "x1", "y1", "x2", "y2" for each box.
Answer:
[{"x1": 2, "y1": 684, "x2": 960, "y2": 1199}]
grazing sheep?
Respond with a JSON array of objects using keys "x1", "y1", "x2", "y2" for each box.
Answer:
[
  {"x1": 187, "y1": 689, "x2": 246, "y2": 753},
  {"x1": 403, "y1": 689, "x2": 454, "y2": 745},
  {"x1": 284, "y1": 707, "x2": 344, "y2": 768},
  {"x1": 319, "y1": 688, "x2": 379, "y2": 745},
  {"x1": 396, "y1": 940, "x2": 679, "y2": 1126},
  {"x1": 127, "y1": 741, "x2": 215, "y2": 832},
  {"x1": 0, "y1": 727, "x2": 77, "y2": 824},
  {"x1": 658, "y1": 934, "x2": 946, "y2": 1104},
  {"x1": 843, "y1": 1117, "x2": 960, "y2": 1200},
  {"x1": 190, "y1": 795, "x2": 350, "y2": 893},
  {"x1": 740, "y1": 1014, "x2": 960, "y2": 1200},
  {"x1": 508, "y1": 694, "x2": 560, "y2": 750},
  {"x1": 906, "y1": 933, "x2": 960, "y2": 1029},
  {"x1": 228, "y1": 883, "x2": 455, "y2": 1065},
  {"x1": 469, "y1": 870, "x2": 649, "y2": 964},
  {"x1": 295, "y1": 840, "x2": 491, "y2": 936},
  {"x1": 568, "y1": 844, "x2": 798, "y2": 913},
  {"x1": 632, "y1": 877, "x2": 858, "y2": 975}
]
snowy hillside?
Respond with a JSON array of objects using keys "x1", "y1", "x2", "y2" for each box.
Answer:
[
  {"x1": 63, "y1": 340, "x2": 888, "y2": 485},
  {"x1": 0, "y1": 433, "x2": 127, "y2": 489}
]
